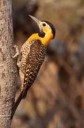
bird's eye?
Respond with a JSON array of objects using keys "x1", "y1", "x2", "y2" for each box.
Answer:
[{"x1": 42, "y1": 23, "x2": 46, "y2": 26}]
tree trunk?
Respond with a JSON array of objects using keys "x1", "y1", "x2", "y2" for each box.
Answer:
[{"x1": 0, "y1": 0, "x2": 16, "y2": 128}]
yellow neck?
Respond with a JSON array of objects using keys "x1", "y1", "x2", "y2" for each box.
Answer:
[{"x1": 27, "y1": 32, "x2": 53, "y2": 46}]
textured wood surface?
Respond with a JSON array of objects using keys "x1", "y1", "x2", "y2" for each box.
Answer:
[{"x1": 0, "y1": 0, "x2": 17, "y2": 127}]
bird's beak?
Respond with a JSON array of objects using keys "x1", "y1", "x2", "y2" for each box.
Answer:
[{"x1": 29, "y1": 15, "x2": 42, "y2": 31}]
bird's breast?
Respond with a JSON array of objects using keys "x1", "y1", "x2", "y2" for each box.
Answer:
[
  {"x1": 22, "y1": 40, "x2": 47, "y2": 87},
  {"x1": 20, "y1": 40, "x2": 47, "y2": 73}
]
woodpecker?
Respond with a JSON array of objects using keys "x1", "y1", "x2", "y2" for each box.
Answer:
[{"x1": 13, "y1": 15, "x2": 56, "y2": 98}]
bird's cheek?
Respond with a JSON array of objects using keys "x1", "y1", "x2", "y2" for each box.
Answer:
[{"x1": 43, "y1": 27, "x2": 48, "y2": 32}]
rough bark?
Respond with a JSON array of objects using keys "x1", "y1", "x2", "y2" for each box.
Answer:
[{"x1": 0, "y1": 0, "x2": 16, "y2": 128}]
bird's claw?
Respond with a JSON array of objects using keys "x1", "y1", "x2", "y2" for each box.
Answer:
[{"x1": 12, "y1": 45, "x2": 19, "y2": 58}]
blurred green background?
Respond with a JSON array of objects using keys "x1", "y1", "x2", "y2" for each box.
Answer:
[{"x1": 12, "y1": 0, "x2": 84, "y2": 128}]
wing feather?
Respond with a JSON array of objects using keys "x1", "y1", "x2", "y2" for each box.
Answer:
[{"x1": 22, "y1": 40, "x2": 47, "y2": 96}]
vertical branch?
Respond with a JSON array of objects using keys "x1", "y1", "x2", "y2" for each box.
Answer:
[{"x1": 0, "y1": 0, "x2": 17, "y2": 127}]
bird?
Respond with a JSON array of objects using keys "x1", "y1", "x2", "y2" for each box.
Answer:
[{"x1": 13, "y1": 15, "x2": 56, "y2": 98}]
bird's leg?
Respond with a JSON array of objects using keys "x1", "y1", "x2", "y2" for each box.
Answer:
[{"x1": 12, "y1": 45, "x2": 20, "y2": 58}]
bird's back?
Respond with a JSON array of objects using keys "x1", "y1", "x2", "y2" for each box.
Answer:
[{"x1": 22, "y1": 40, "x2": 47, "y2": 94}]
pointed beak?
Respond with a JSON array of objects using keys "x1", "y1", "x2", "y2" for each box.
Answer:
[{"x1": 29, "y1": 15, "x2": 42, "y2": 31}]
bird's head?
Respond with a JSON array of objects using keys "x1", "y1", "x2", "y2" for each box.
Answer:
[{"x1": 29, "y1": 15, "x2": 56, "y2": 45}]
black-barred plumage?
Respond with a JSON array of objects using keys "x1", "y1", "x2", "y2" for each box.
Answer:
[{"x1": 22, "y1": 40, "x2": 47, "y2": 97}]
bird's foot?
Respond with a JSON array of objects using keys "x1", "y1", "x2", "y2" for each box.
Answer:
[{"x1": 12, "y1": 45, "x2": 19, "y2": 58}]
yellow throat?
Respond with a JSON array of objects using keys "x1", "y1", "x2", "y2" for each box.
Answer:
[{"x1": 28, "y1": 31, "x2": 53, "y2": 46}]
